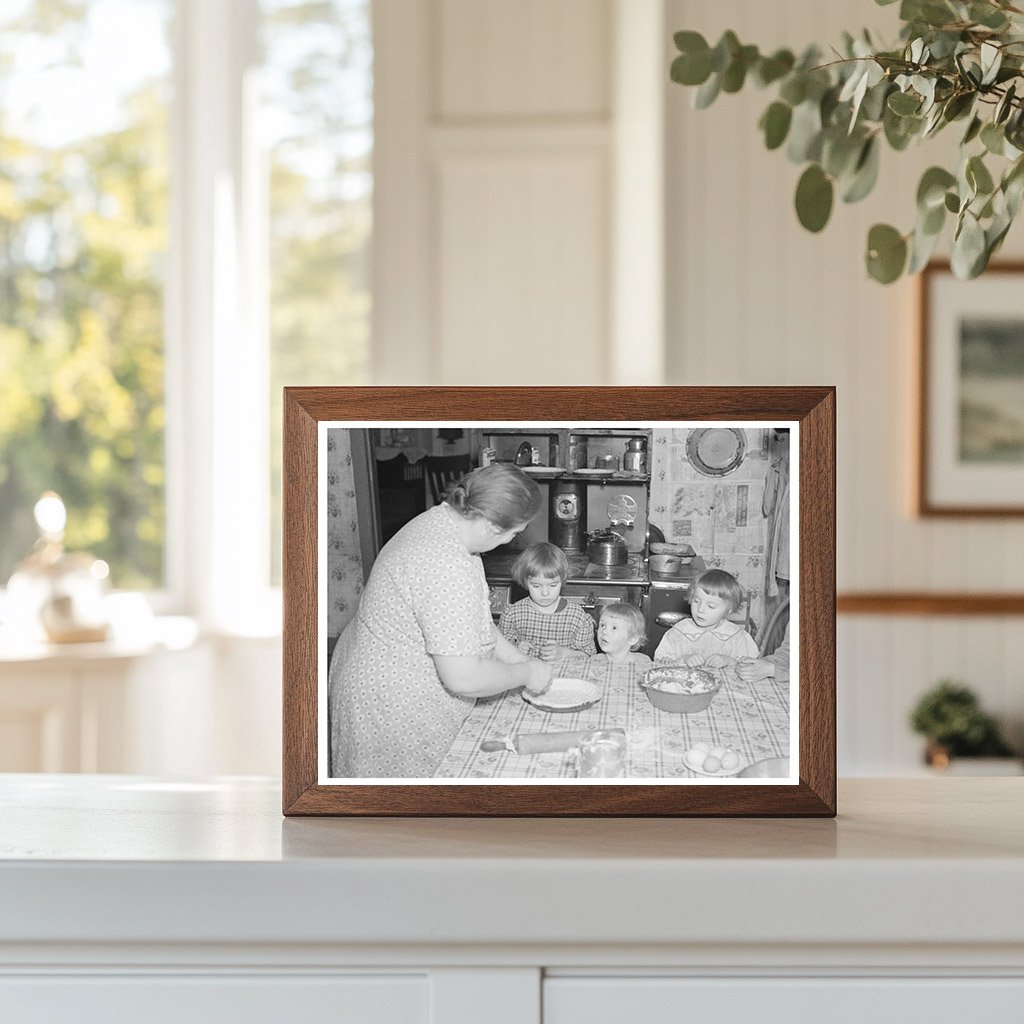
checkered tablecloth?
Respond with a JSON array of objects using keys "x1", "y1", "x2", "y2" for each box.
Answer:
[{"x1": 434, "y1": 657, "x2": 791, "y2": 779}]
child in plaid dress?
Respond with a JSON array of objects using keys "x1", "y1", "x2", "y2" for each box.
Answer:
[{"x1": 498, "y1": 542, "x2": 597, "y2": 661}]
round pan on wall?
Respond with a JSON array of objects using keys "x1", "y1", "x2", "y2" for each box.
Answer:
[{"x1": 685, "y1": 427, "x2": 747, "y2": 476}]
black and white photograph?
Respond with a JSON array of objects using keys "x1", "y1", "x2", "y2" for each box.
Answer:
[{"x1": 320, "y1": 421, "x2": 797, "y2": 784}]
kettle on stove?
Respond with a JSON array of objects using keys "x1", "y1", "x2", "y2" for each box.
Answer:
[
  {"x1": 587, "y1": 528, "x2": 629, "y2": 566},
  {"x1": 514, "y1": 441, "x2": 538, "y2": 466}
]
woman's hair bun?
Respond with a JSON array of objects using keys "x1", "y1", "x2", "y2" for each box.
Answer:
[{"x1": 445, "y1": 482, "x2": 469, "y2": 510}]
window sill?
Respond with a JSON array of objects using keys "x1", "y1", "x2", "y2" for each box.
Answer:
[{"x1": 0, "y1": 616, "x2": 202, "y2": 666}]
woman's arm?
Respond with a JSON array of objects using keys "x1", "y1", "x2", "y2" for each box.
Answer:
[
  {"x1": 433, "y1": 653, "x2": 551, "y2": 699},
  {"x1": 492, "y1": 625, "x2": 530, "y2": 663}
]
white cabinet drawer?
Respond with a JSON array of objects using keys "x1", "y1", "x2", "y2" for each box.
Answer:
[
  {"x1": 0, "y1": 974, "x2": 427, "y2": 1024},
  {"x1": 544, "y1": 977, "x2": 1024, "y2": 1023}
]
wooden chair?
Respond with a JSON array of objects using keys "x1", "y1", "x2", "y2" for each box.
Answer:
[
  {"x1": 375, "y1": 455, "x2": 426, "y2": 543},
  {"x1": 425, "y1": 454, "x2": 472, "y2": 505},
  {"x1": 758, "y1": 597, "x2": 790, "y2": 657}
]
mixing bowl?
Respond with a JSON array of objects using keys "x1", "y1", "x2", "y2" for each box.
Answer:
[{"x1": 639, "y1": 665, "x2": 721, "y2": 714}]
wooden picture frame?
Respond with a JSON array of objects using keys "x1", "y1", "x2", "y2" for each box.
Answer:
[
  {"x1": 917, "y1": 261, "x2": 1024, "y2": 517},
  {"x1": 283, "y1": 387, "x2": 835, "y2": 816}
]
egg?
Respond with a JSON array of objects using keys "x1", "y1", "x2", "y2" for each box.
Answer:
[
  {"x1": 702, "y1": 754, "x2": 721, "y2": 773},
  {"x1": 684, "y1": 748, "x2": 706, "y2": 770},
  {"x1": 720, "y1": 750, "x2": 740, "y2": 771},
  {"x1": 692, "y1": 742, "x2": 711, "y2": 755},
  {"x1": 709, "y1": 745, "x2": 726, "y2": 760}
]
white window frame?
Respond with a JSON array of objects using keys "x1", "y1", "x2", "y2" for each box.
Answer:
[{"x1": 166, "y1": 0, "x2": 279, "y2": 634}]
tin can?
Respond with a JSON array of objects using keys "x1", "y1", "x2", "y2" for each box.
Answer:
[{"x1": 567, "y1": 436, "x2": 587, "y2": 471}]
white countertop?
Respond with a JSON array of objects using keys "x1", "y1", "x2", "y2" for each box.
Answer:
[{"x1": 1, "y1": 775, "x2": 1022, "y2": 952}]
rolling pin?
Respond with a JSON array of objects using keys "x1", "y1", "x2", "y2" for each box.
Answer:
[{"x1": 480, "y1": 728, "x2": 624, "y2": 755}]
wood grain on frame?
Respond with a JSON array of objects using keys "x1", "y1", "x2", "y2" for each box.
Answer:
[
  {"x1": 282, "y1": 387, "x2": 837, "y2": 817},
  {"x1": 916, "y1": 260, "x2": 1024, "y2": 517}
]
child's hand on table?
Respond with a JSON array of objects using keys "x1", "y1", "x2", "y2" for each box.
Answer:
[
  {"x1": 736, "y1": 657, "x2": 776, "y2": 682},
  {"x1": 704, "y1": 653, "x2": 737, "y2": 668},
  {"x1": 682, "y1": 654, "x2": 706, "y2": 667},
  {"x1": 538, "y1": 642, "x2": 575, "y2": 662}
]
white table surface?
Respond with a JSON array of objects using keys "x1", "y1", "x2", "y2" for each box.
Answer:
[{"x1": 1, "y1": 775, "x2": 1023, "y2": 951}]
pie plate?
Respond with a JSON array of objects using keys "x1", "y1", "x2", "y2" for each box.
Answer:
[{"x1": 522, "y1": 677, "x2": 601, "y2": 713}]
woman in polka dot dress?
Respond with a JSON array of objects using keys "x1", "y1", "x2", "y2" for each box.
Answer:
[{"x1": 329, "y1": 463, "x2": 553, "y2": 777}]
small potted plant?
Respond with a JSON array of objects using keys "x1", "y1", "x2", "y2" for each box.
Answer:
[{"x1": 909, "y1": 680, "x2": 1018, "y2": 772}]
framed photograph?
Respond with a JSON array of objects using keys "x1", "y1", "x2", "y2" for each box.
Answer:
[
  {"x1": 917, "y1": 261, "x2": 1024, "y2": 516},
  {"x1": 283, "y1": 387, "x2": 835, "y2": 816}
]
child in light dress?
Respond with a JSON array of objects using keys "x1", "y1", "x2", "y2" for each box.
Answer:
[
  {"x1": 654, "y1": 569, "x2": 758, "y2": 667},
  {"x1": 592, "y1": 601, "x2": 652, "y2": 667},
  {"x1": 498, "y1": 542, "x2": 597, "y2": 661}
]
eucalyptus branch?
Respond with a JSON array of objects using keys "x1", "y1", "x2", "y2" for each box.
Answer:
[{"x1": 670, "y1": 4, "x2": 1024, "y2": 283}]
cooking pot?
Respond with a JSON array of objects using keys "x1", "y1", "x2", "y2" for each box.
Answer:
[
  {"x1": 649, "y1": 553, "x2": 682, "y2": 574},
  {"x1": 588, "y1": 529, "x2": 628, "y2": 566}
]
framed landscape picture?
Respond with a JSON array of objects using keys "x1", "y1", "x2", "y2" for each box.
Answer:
[
  {"x1": 917, "y1": 261, "x2": 1024, "y2": 516},
  {"x1": 282, "y1": 387, "x2": 836, "y2": 816}
]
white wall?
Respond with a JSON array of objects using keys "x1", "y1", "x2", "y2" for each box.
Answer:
[
  {"x1": 372, "y1": 0, "x2": 665, "y2": 386},
  {"x1": 664, "y1": 0, "x2": 1024, "y2": 772},
  {"x1": 143, "y1": 0, "x2": 1022, "y2": 780}
]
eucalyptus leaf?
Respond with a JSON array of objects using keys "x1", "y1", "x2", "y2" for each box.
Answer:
[
  {"x1": 926, "y1": 30, "x2": 963, "y2": 60},
  {"x1": 913, "y1": 75, "x2": 937, "y2": 113},
  {"x1": 823, "y1": 129, "x2": 863, "y2": 178},
  {"x1": 866, "y1": 223, "x2": 907, "y2": 283},
  {"x1": 671, "y1": 39, "x2": 713, "y2": 87},
  {"x1": 694, "y1": 73, "x2": 721, "y2": 109},
  {"x1": 942, "y1": 92, "x2": 974, "y2": 122},
  {"x1": 951, "y1": 211, "x2": 986, "y2": 278},
  {"x1": 944, "y1": 190, "x2": 961, "y2": 213},
  {"x1": 760, "y1": 101, "x2": 793, "y2": 150},
  {"x1": 1005, "y1": 171, "x2": 1024, "y2": 218},
  {"x1": 884, "y1": 106, "x2": 920, "y2": 149},
  {"x1": 839, "y1": 63, "x2": 869, "y2": 104},
  {"x1": 779, "y1": 73, "x2": 807, "y2": 106},
  {"x1": 787, "y1": 100, "x2": 824, "y2": 162},
  {"x1": 710, "y1": 31, "x2": 740, "y2": 74},
  {"x1": 970, "y1": 2, "x2": 1009, "y2": 30},
  {"x1": 921, "y1": 200, "x2": 946, "y2": 235},
  {"x1": 860, "y1": 79, "x2": 892, "y2": 122},
  {"x1": 888, "y1": 90, "x2": 921, "y2": 115},
  {"x1": 917, "y1": 166, "x2": 957, "y2": 210},
  {"x1": 842, "y1": 137, "x2": 881, "y2": 203},
  {"x1": 721, "y1": 44, "x2": 759, "y2": 93},
  {"x1": 995, "y1": 82, "x2": 1017, "y2": 124},
  {"x1": 967, "y1": 154, "x2": 995, "y2": 196},
  {"x1": 754, "y1": 49, "x2": 795, "y2": 87},
  {"x1": 962, "y1": 115, "x2": 983, "y2": 145},
  {"x1": 980, "y1": 42, "x2": 1002, "y2": 87},
  {"x1": 981, "y1": 122, "x2": 1005, "y2": 155},
  {"x1": 795, "y1": 164, "x2": 834, "y2": 232},
  {"x1": 922, "y1": 102, "x2": 946, "y2": 137},
  {"x1": 820, "y1": 85, "x2": 841, "y2": 126},
  {"x1": 908, "y1": 221, "x2": 942, "y2": 273},
  {"x1": 1003, "y1": 157, "x2": 1024, "y2": 216}
]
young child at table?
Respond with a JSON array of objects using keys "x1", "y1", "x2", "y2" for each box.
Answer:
[
  {"x1": 654, "y1": 569, "x2": 758, "y2": 667},
  {"x1": 499, "y1": 542, "x2": 597, "y2": 661},
  {"x1": 593, "y1": 601, "x2": 652, "y2": 667}
]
